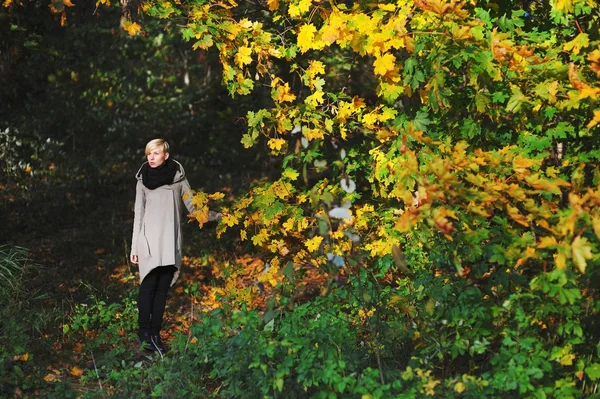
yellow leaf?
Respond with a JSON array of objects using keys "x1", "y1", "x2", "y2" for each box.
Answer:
[
  {"x1": 373, "y1": 53, "x2": 396, "y2": 76},
  {"x1": 304, "y1": 128, "x2": 324, "y2": 141},
  {"x1": 282, "y1": 169, "x2": 299, "y2": 181},
  {"x1": 288, "y1": 0, "x2": 312, "y2": 17},
  {"x1": 321, "y1": 23, "x2": 341, "y2": 44},
  {"x1": 587, "y1": 109, "x2": 600, "y2": 129},
  {"x1": 3, "y1": 0, "x2": 14, "y2": 7},
  {"x1": 297, "y1": 23, "x2": 317, "y2": 53},
  {"x1": 305, "y1": 91, "x2": 324, "y2": 107},
  {"x1": 234, "y1": 46, "x2": 252, "y2": 67},
  {"x1": 305, "y1": 236, "x2": 323, "y2": 252},
  {"x1": 267, "y1": 0, "x2": 279, "y2": 11},
  {"x1": 506, "y1": 205, "x2": 529, "y2": 227},
  {"x1": 268, "y1": 138, "x2": 286, "y2": 151},
  {"x1": 282, "y1": 218, "x2": 295, "y2": 232},
  {"x1": 273, "y1": 81, "x2": 296, "y2": 103},
  {"x1": 221, "y1": 213, "x2": 238, "y2": 227},
  {"x1": 571, "y1": 235, "x2": 592, "y2": 273},
  {"x1": 123, "y1": 21, "x2": 142, "y2": 36},
  {"x1": 194, "y1": 208, "x2": 209, "y2": 225},
  {"x1": 70, "y1": 366, "x2": 84, "y2": 377},
  {"x1": 454, "y1": 382, "x2": 466, "y2": 393},
  {"x1": 422, "y1": 378, "x2": 440, "y2": 396},
  {"x1": 578, "y1": 86, "x2": 600, "y2": 100},
  {"x1": 452, "y1": 25, "x2": 471, "y2": 40},
  {"x1": 378, "y1": 3, "x2": 396, "y2": 11},
  {"x1": 306, "y1": 60, "x2": 325, "y2": 77},
  {"x1": 251, "y1": 230, "x2": 270, "y2": 246},
  {"x1": 555, "y1": 249, "x2": 567, "y2": 270},
  {"x1": 379, "y1": 106, "x2": 397, "y2": 122},
  {"x1": 238, "y1": 18, "x2": 252, "y2": 29},
  {"x1": 512, "y1": 155, "x2": 535, "y2": 174},
  {"x1": 362, "y1": 112, "x2": 379, "y2": 128},
  {"x1": 560, "y1": 353, "x2": 576, "y2": 366},
  {"x1": 593, "y1": 216, "x2": 600, "y2": 239},
  {"x1": 44, "y1": 373, "x2": 58, "y2": 383},
  {"x1": 208, "y1": 192, "x2": 225, "y2": 200},
  {"x1": 563, "y1": 33, "x2": 589, "y2": 56},
  {"x1": 538, "y1": 236, "x2": 558, "y2": 248},
  {"x1": 63, "y1": 0, "x2": 75, "y2": 6},
  {"x1": 192, "y1": 35, "x2": 213, "y2": 50},
  {"x1": 555, "y1": 0, "x2": 574, "y2": 13}
]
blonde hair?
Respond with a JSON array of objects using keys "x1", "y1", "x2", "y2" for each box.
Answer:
[{"x1": 145, "y1": 139, "x2": 170, "y2": 155}]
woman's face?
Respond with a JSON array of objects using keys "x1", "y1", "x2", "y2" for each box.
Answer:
[{"x1": 147, "y1": 146, "x2": 169, "y2": 168}]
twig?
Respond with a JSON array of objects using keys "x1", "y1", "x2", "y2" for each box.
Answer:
[
  {"x1": 90, "y1": 351, "x2": 103, "y2": 392},
  {"x1": 184, "y1": 296, "x2": 194, "y2": 353},
  {"x1": 574, "y1": 18, "x2": 583, "y2": 34}
]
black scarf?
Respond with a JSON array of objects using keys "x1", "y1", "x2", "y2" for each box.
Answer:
[{"x1": 140, "y1": 159, "x2": 179, "y2": 189}]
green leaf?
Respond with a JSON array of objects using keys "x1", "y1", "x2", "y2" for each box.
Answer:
[
  {"x1": 492, "y1": 91, "x2": 508, "y2": 104},
  {"x1": 506, "y1": 87, "x2": 526, "y2": 113},
  {"x1": 475, "y1": 91, "x2": 490, "y2": 113},
  {"x1": 413, "y1": 110, "x2": 430, "y2": 131},
  {"x1": 586, "y1": 363, "x2": 600, "y2": 380}
]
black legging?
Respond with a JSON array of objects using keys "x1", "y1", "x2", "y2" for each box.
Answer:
[{"x1": 138, "y1": 265, "x2": 176, "y2": 334}]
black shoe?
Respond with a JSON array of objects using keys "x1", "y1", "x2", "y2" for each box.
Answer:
[
  {"x1": 138, "y1": 331, "x2": 155, "y2": 351},
  {"x1": 151, "y1": 334, "x2": 168, "y2": 354}
]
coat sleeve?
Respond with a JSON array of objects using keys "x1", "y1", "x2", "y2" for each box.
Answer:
[
  {"x1": 130, "y1": 181, "x2": 145, "y2": 256},
  {"x1": 181, "y1": 177, "x2": 196, "y2": 214}
]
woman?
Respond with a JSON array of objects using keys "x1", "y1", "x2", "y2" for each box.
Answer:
[{"x1": 129, "y1": 139, "x2": 196, "y2": 353}]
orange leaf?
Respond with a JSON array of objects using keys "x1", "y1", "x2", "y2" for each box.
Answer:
[
  {"x1": 123, "y1": 21, "x2": 142, "y2": 36},
  {"x1": 13, "y1": 353, "x2": 30, "y2": 361},
  {"x1": 587, "y1": 109, "x2": 600, "y2": 129},
  {"x1": 73, "y1": 343, "x2": 84, "y2": 353},
  {"x1": 70, "y1": 366, "x2": 84, "y2": 377}
]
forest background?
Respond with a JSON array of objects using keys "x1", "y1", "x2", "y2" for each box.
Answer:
[{"x1": 1, "y1": 0, "x2": 599, "y2": 397}]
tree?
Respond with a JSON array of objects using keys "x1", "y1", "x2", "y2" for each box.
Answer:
[{"x1": 141, "y1": 0, "x2": 599, "y2": 395}]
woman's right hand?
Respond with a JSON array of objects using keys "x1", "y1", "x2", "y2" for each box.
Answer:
[{"x1": 130, "y1": 254, "x2": 139, "y2": 264}]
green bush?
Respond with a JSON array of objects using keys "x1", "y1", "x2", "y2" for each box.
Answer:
[
  {"x1": 0, "y1": 246, "x2": 49, "y2": 396},
  {"x1": 61, "y1": 261, "x2": 599, "y2": 398}
]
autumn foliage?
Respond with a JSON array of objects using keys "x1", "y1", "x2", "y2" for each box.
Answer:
[
  {"x1": 173, "y1": 0, "x2": 599, "y2": 396},
  {"x1": 2, "y1": 0, "x2": 600, "y2": 397}
]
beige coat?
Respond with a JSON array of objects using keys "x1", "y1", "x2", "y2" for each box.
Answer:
[{"x1": 130, "y1": 160, "x2": 194, "y2": 286}]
